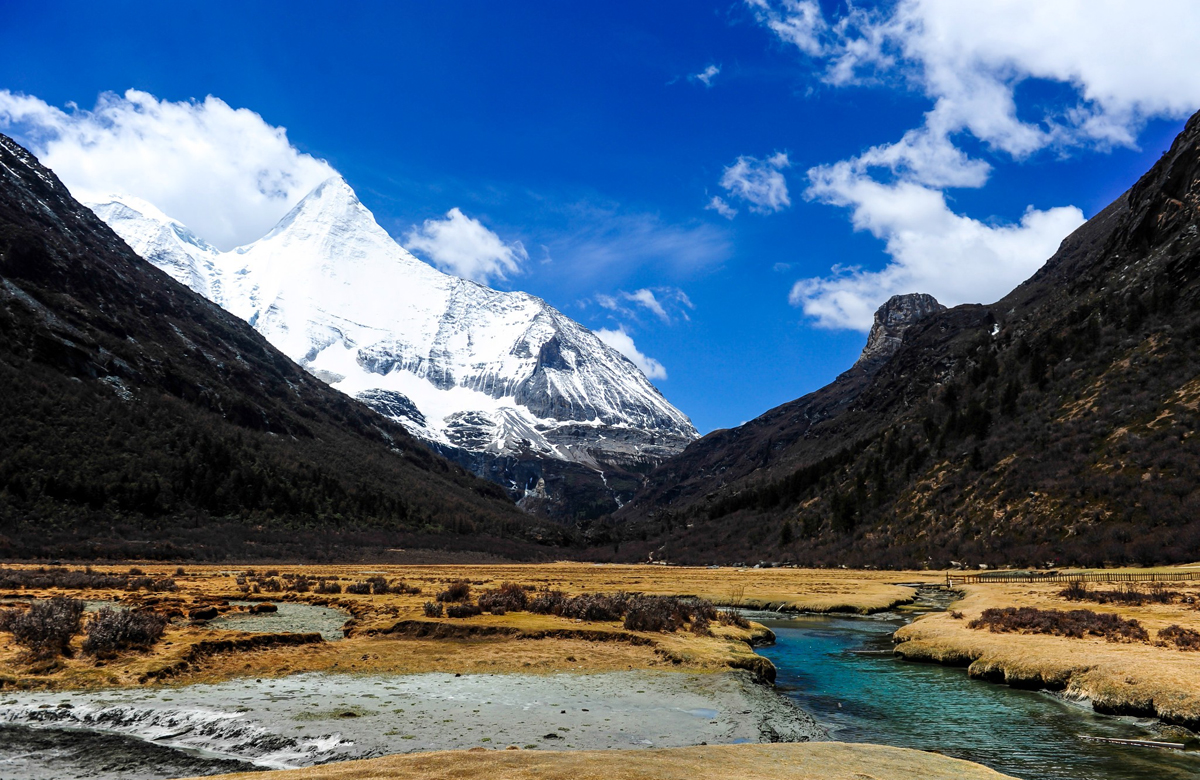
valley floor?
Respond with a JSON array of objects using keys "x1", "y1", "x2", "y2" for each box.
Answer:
[
  {"x1": 0, "y1": 562, "x2": 930, "y2": 690},
  {"x1": 11, "y1": 562, "x2": 1198, "y2": 779}
]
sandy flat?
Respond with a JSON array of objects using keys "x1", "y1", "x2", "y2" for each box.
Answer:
[{"x1": 181, "y1": 742, "x2": 1018, "y2": 780}]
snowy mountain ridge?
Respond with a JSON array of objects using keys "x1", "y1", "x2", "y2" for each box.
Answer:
[{"x1": 88, "y1": 178, "x2": 697, "y2": 507}]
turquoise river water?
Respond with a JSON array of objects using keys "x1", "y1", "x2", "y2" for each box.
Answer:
[{"x1": 757, "y1": 611, "x2": 1200, "y2": 780}]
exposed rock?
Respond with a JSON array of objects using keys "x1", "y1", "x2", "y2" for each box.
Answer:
[{"x1": 853, "y1": 293, "x2": 946, "y2": 370}]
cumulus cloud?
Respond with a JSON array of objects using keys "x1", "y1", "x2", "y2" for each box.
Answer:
[
  {"x1": 595, "y1": 327, "x2": 668, "y2": 380},
  {"x1": 0, "y1": 89, "x2": 337, "y2": 250},
  {"x1": 691, "y1": 64, "x2": 721, "y2": 87},
  {"x1": 791, "y1": 174, "x2": 1084, "y2": 330},
  {"x1": 718, "y1": 152, "x2": 791, "y2": 214},
  {"x1": 403, "y1": 208, "x2": 527, "y2": 285},
  {"x1": 750, "y1": 0, "x2": 1200, "y2": 154},
  {"x1": 746, "y1": 0, "x2": 1200, "y2": 328}
]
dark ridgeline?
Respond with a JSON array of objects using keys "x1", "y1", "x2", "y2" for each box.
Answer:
[
  {"x1": 605, "y1": 110, "x2": 1200, "y2": 569},
  {"x1": 0, "y1": 133, "x2": 561, "y2": 561}
]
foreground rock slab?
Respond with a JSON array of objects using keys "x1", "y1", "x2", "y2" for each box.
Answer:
[{"x1": 183, "y1": 742, "x2": 1017, "y2": 780}]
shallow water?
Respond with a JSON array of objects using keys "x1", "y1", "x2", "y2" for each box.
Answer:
[
  {"x1": 0, "y1": 670, "x2": 810, "y2": 778},
  {"x1": 208, "y1": 602, "x2": 348, "y2": 641},
  {"x1": 758, "y1": 612, "x2": 1200, "y2": 780}
]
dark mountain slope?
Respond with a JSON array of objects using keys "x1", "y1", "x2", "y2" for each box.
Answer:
[
  {"x1": 610, "y1": 112, "x2": 1200, "y2": 569},
  {"x1": 0, "y1": 133, "x2": 555, "y2": 561}
]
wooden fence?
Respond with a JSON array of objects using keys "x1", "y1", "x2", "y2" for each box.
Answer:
[{"x1": 948, "y1": 570, "x2": 1200, "y2": 586}]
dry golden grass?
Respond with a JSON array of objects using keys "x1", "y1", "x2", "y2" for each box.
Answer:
[
  {"x1": 896, "y1": 568, "x2": 1200, "y2": 725},
  {"x1": 0, "y1": 562, "x2": 932, "y2": 690},
  {"x1": 182, "y1": 742, "x2": 1016, "y2": 780}
]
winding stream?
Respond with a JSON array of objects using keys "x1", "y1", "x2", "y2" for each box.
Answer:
[{"x1": 757, "y1": 608, "x2": 1200, "y2": 780}]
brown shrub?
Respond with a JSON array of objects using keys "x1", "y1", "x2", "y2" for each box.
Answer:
[
  {"x1": 82, "y1": 608, "x2": 167, "y2": 656},
  {"x1": 968, "y1": 606, "x2": 1148, "y2": 643},
  {"x1": 437, "y1": 580, "x2": 471, "y2": 603},
  {"x1": 477, "y1": 582, "x2": 528, "y2": 613},
  {"x1": 445, "y1": 602, "x2": 482, "y2": 618},
  {"x1": 0, "y1": 597, "x2": 85, "y2": 659},
  {"x1": 1157, "y1": 624, "x2": 1200, "y2": 650},
  {"x1": 717, "y1": 609, "x2": 750, "y2": 628}
]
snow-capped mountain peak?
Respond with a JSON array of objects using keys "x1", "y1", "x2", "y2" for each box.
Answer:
[{"x1": 88, "y1": 180, "x2": 698, "y2": 511}]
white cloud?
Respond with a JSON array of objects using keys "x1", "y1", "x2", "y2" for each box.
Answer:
[
  {"x1": 747, "y1": 0, "x2": 826, "y2": 57},
  {"x1": 751, "y1": 0, "x2": 1200, "y2": 155},
  {"x1": 595, "y1": 327, "x2": 668, "y2": 380},
  {"x1": 718, "y1": 152, "x2": 791, "y2": 214},
  {"x1": 691, "y1": 64, "x2": 721, "y2": 87},
  {"x1": 746, "y1": 0, "x2": 1200, "y2": 329},
  {"x1": 705, "y1": 195, "x2": 738, "y2": 219},
  {"x1": 403, "y1": 207, "x2": 526, "y2": 285},
  {"x1": 0, "y1": 89, "x2": 337, "y2": 250},
  {"x1": 626, "y1": 288, "x2": 669, "y2": 321},
  {"x1": 597, "y1": 287, "x2": 694, "y2": 324},
  {"x1": 791, "y1": 173, "x2": 1084, "y2": 330}
]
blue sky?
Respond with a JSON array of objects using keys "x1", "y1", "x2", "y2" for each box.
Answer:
[{"x1": 2, "y1": 1, "x2": 1197, "y2": 433}]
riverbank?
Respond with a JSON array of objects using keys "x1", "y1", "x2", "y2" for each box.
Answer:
[
  {"x1": 0, "y1": 563, "x2": 933, "y2": 691},
  {"x1": 893, "y1": 569, "x2": 1200, "y2": 730},
  {"x1": 184, "y1": 742, "x2": 1017, "y2": 780}
]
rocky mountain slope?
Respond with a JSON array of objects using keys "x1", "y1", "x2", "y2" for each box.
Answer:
[
  {"x1": 89, "y1": 180, "x2": 696, "y2": 521},
  {"x1": 608, "y1": 111, "x2": 1200, "y2": 569},
  {"x1": 0, "y1": 133, "x2": 554, "y2": 561}
]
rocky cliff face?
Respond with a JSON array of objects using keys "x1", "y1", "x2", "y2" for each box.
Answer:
[
  {"x1": 853, "y1": 293, "x2": 946, "y2": 370},
  {"x1": 88, "y1": 179, "x2": 697, "y2": 521}
]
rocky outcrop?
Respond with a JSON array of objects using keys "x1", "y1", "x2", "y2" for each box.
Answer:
[{"x1": 853, "y1": 293, "x2": 946, "y2": 370}]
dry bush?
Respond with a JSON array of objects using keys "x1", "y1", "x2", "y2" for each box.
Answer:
[
  {"x1": 1059, "y1": 580, "x2": 1089, "y2": 601},
  {"x1": 528, "y1": 589, "x2": 568, "y2": 615},
  {"x1": 82, "y1": 608, "x2": 167, "y2": 656},
  {"x1": 969, "y1": 606, "x2": 1149, "y2": 643},
  {"x1": 477, "y1": 582, "x2": 529, "y2": 613},
  {"x1": 717, "y1": 609, "x2": 751, "y2": 628},
  {"x1": 345, "y1": 581, "x2": 372, "y2": 595},
  {"x1": 624, "y1": 596, "x2": 715, "y2": 633},
  {"x1": 315, "y1": 580, "x2": 342, "y2": 594},
  {"x1": 0, "y1": 567, "x2": 173, "y2": 592},
  {"x1": 436, "y1": 580, "x2": 472, "y2": 603},
  {"x1": 422, "y1": 601, "x2": 444, "y2": 618},
  {"x1": 1061, "y1": 581, "x2": 1181, "y2": 606},
  {"x1": 1157, "y1": 624, "x2": 1200, "y2": 651},
  {"x1": 563, "y1": 593, "x2": 630, "y2": 622},
  {"x1": 286, "y1": 576, "x2": 312, "y2": 593},
  {"x1": 445, "y1": 602, "x2": 481, "y2": 618},
  {"x1": 0, "y1": 597, "x2": 84, "y2": 659}
]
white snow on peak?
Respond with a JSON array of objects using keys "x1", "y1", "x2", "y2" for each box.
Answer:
[{"x1": 88, "y1": 180, "x2": 698, "y2": 464}]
